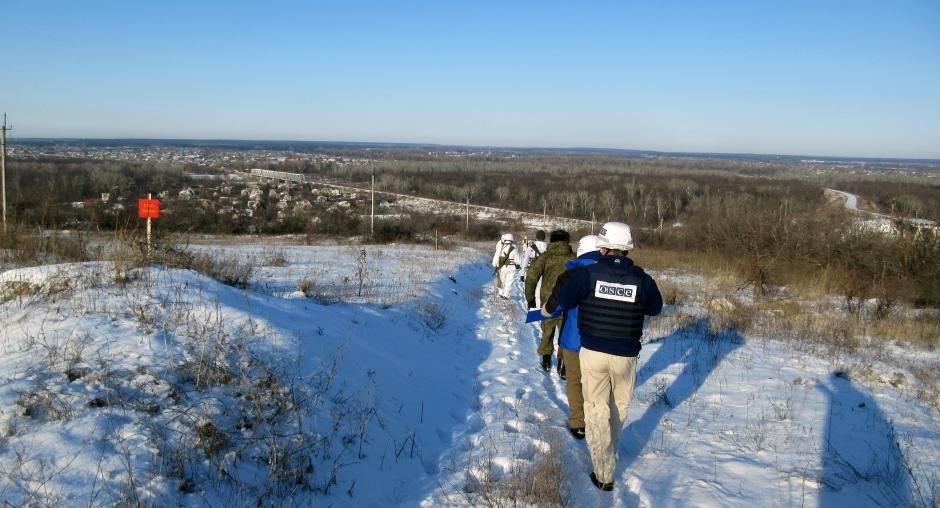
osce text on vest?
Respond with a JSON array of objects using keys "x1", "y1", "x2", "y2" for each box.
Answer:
[{"x1": 594, "y1": 281, "x2": 638, "y2": 303}]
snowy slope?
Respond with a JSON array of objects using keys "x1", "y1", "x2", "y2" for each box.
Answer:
[{"x1": 0, "y1": 243, "x2": 937, "y2": 507}]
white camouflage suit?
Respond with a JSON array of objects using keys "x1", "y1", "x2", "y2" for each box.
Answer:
[
  {"x1": 520, "y1": 239, "x2": 548, "y2": 306},
  {"x1": 492, "y1": 237, "x2": 521, "y2": 299}
]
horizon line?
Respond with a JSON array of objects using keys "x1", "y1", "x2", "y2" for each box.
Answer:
[{"x1": 10, "y1": 136, "x2": 940, "y2": 164}]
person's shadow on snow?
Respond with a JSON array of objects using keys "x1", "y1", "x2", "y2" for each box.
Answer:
[
  {"x1": 817, "y1": 372, "x2": 912, "y2": 507},
  {"x1": 619, "y1": 319, "x2": 743, "y2": 480}
]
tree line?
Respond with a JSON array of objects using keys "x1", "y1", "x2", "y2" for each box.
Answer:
[{"x1": 4, "y1": 153, "x2": 938, "y2": 307}]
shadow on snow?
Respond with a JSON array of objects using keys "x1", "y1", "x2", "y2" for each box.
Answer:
[
  {"x1": 818, "y1": 372, "x2": 912, "y2": 507},
  {"x1": 620, "y1": 319, "x2": 744, "y2": 482},
  {"x1": 180, "y1": 260, "x2": 494, "y2": 505}
]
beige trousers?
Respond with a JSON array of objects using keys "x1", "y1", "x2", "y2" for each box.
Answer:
[
  {"x1": 580, "y1": 347, "x2": 637, "y2": 484},
  {"x1": 561, "y1": 347, "x2": 584, "y2": 428}
]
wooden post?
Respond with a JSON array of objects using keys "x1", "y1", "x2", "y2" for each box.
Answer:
[
  {"x1": 592, "y1": 210, "x2": 596, "y2": 234},
  {"x1": 465, "y1": 196, "x2": 470, "y2": 232},
  {"x1": 1, "y1": 114, "x2": 10, "y2": 232},
  {"x1": 370, "y1": 167, "x2": 375, "y2": 235},
  {"x1": 434, "y1": 229, "x2": 439, "y2": 250},
  {"x1": 146, "y1": 193, "x2": 153, "y2": 259}
]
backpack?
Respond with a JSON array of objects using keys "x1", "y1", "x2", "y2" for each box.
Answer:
[
  {"x1": 530, "y1": 242, "x2": 542, "y2": 259},
  {"x1": 497, "y1": 245, "x2": 516, "y2": 269}
]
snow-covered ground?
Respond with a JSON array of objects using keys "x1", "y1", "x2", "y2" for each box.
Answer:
[{"x1": 0, "y1": 242, "x2": 937, "y2": 507}]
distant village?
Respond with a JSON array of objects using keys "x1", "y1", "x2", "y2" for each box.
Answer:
[
  {"x1": 9, "y1": 142, "x2": 509, "y2": 168},
  {"x1": 63, "y1": 167, "x2": 391, "y2": 235},
  {"x1": 5, "y1": 143, "x2": 397, "y2": 233},
  {"x1": 9, "y1": 143, "x2": 372, "y2": 169}
]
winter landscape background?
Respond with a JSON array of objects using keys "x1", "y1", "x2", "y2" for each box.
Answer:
[
  {"x1": 3, "y1": 2, "x2": 939, "y2": 505},
  {"x1": 0, "y1": 203, "x2": 937, "y2": 506}
]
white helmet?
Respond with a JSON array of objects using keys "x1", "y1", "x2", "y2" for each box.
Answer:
[
  {"x1": 576, "y1": 235, "x2": 600, "y2": 256},
  {"x1": 596, "y1": 222, "x2": 634, "y2": 251},
  {"x1": 500, "y1": 233, "x2": 515, "y2": 243}
]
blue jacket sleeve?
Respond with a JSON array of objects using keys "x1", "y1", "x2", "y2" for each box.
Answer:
[
  {"x1": 551, "y1": 268, "x2": 590, "y2": 312},
  {"x1": 643, "y1": 275, "x2": 663, "y2": 316}
]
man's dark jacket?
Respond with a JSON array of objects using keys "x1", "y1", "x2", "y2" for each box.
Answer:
[{"x1": 545, "y1": 255, "x2": 662, "y2": 357}]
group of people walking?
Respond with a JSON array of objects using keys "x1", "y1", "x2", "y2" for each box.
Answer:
[{"x1": 491, "y1": 223, "x2": 663, "y2": 492}]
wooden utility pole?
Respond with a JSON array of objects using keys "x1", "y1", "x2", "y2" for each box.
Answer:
[
  {"x1": 370, "y1": 166, "x2": 375, "y2": 235},
  {"x1": 1, "y1": 114, "x2": 10, "y2": 232},
  {"x1": 146, "y1": 193, "x2": 153, "y2": 259}
]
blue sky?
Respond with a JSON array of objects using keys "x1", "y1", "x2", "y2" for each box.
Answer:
[{"x1": 4, "y1": 0, "x2": 939, "y2": 158}]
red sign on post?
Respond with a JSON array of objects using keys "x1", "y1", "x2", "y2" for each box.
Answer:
[{"x1": 138, "y1": 199, "x2": 160, "y2": 219}]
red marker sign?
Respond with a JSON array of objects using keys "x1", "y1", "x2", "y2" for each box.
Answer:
[{"x1": 138, "y1": 198, "x2": 160, "y2": 219}]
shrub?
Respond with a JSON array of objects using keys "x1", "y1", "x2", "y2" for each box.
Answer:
[
  {"x1": 308, "y1": 209, "x2": 361, "y2": 237},
  {"x1": 371, "y1": 218, "x2": 417, "y2": 243},
  {"x1": 196, "y1": 421, "x2": 230, "y2": 456},
  {"x1": 0, "y1": 223, "x2": 89, "y2": 267},
  {"x1": 155, "y1": 245, "x2": 255, "y2": 289},
  {"x1": 465, "y1": 221, "x2": 501, "y2": 241}
]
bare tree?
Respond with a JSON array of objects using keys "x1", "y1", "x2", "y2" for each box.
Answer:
[
  {"x1": 640, "y1": 192, "x2": 652, "y2": 223},
  {"x1": 600, "y1": 190, "x2": 618, "y2": 221},
  {"x1": 655, "y1": 194, "x2": 667, "y2": 229},
  {"x1": 495, "y1": 186, "x2": 510, "y2": 205},
  {"x1": 577, "y1": 190, "x2": 594, "y2": 217}
]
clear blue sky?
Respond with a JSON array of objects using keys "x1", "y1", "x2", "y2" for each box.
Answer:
[{"x1": 4, "y1": 0, "x2": 939, "y2": 158}]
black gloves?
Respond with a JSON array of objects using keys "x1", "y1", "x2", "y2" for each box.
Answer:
[
  {"x1": 527, "y1": 299, "x2": 536, "y2": 309},
  {"x1": 520, "y1": 276, "x2": 525, "y2": 282}
]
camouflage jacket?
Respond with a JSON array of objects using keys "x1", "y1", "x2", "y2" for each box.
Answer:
[{"x1": 524, "y1": 240, "x2": 575, "y2": 304}]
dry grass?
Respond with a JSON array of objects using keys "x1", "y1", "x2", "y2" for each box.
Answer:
[
  {"x1": 642, "y1": 244, "x2": 938, "y2": 353},
  {"x1": 0, "y1": 225, "x2": 90, "y2": 268},
  {"x1": 0, "y1": 280, "x2": 41, "y2": 303},
  {"x1": 500, "y1": 445, "x2": 569, "y2": 507},
  {"x1": 459, "y1": 428, "x2": 570, "y2": 507},
  {"x1": 706, "y1": 297, "x2": 757, "y2": 335},
  {"x1": 633, "y1": 247, "x2": 735, "y2": 278},
  {"x1": 739, "y1": 293, "x2": 940, "y2": 410},
  {"x1": 872, "y1": 310, "x2": 940, "y2": 351},
  {"x1": 657, "y1": 279, "x2": 682, "y2": 306}
]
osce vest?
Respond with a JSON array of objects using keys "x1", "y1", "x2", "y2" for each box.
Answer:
[{"x1": 577, "y1": 260, "x2": 648, "y2": 340}]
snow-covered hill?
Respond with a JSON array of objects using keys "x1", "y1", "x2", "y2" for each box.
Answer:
[{"x1": 0, "y1": 243, "x2": 937, "y2": 507}]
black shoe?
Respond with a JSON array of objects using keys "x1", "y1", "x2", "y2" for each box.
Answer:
[
  {"x1": 569, "y1": 427, "x2": 585, "y2": 440},
  {"x1": 541, "y1": 354, "x2": 551, "y2": 372},
  {"x1": 557, "y1": 356, "x2": 566, "y2": 379},
  {"x1": 590, "y1": 472, "x2": 613, "y2": 491}
]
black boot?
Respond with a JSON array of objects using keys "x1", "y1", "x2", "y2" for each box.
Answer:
[
  {"x1": 590, "y1": 472, "x2": 613, "y2": 491},
  {"x1": 541, "y1": 354, "x2": 551, "y2": 372},
  {"x1": 557, "y1": 355, "x2": 566, "y2": 380}
]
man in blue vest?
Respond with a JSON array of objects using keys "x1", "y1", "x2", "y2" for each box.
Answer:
[
  {"x1": 542, "y1": 221, "x2": 662, "y2": 491},
  {"x1": 551, "y1": 234, "x2": 602, "y2": 440}
]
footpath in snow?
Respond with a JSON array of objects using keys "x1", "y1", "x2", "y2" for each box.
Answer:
[
  {"x1": 0, "y1": 245, "x2": 936, "y2": 507},
  {"x1": 426, "y1": 261, "x2": 938, "y2": 507}
]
